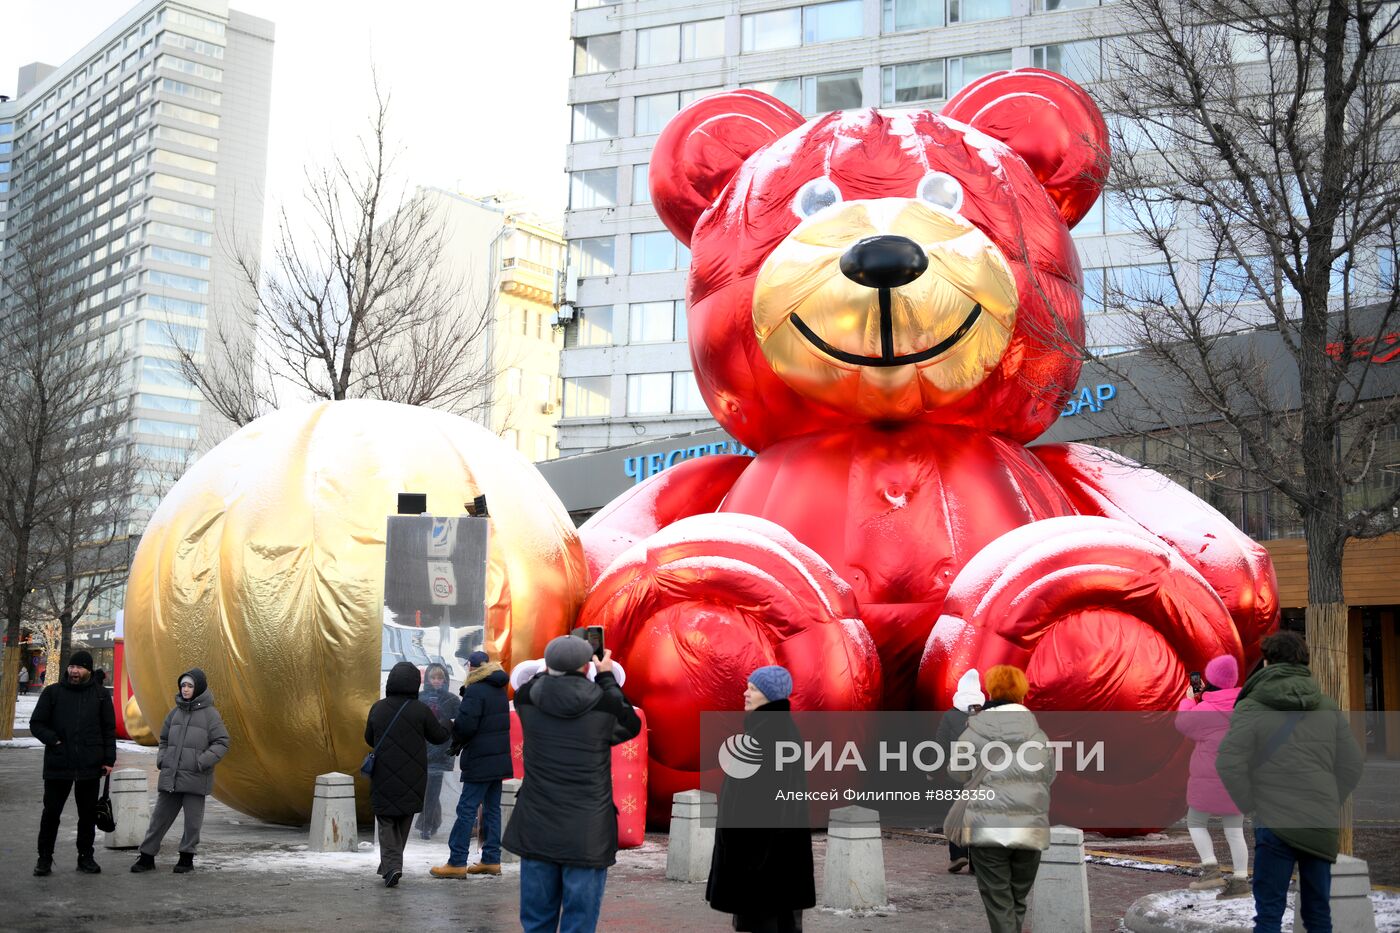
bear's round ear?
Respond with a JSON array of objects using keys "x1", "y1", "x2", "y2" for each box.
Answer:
[
  {"x1": 650, "y1": 90, "x2": 805, "y2": 246},
  {"x1": 941, "y1": 68, "x2": 1109, "y2": 229}
]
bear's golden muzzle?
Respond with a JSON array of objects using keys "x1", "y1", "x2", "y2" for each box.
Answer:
[{"x1": 753, "y1": 198, "x2": 1018, "y2": 418}]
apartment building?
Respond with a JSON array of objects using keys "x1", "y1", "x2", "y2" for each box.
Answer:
[{"x1": 0, "y1": 0, "x2": 274, "y2": 631}]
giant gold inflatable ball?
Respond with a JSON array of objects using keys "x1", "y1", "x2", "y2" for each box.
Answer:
[{"x1": 124, "y1": 400, "x2": 587, "y2": 824}]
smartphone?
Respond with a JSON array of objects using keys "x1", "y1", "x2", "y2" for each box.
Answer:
[
  {"x1": 584, "y1": 625, "x2": 605, "y2": 660},
  {"x1": 1189, "y1": 671, "x2": 1204, "y2": 694}
]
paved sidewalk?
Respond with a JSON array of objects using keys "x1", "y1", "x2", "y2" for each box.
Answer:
[{"x1": 0, "y1": 743, "x2": 1203, "y2": 931}]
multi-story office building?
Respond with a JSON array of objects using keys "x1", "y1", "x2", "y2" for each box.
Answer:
[
  {"x1": 413, "y1": 189, "x2": 568, "y2": 462},
  {"x1": 557, "y1": 0, "x2": 1141, "y2": 455},
  {"x1": 0, "y1": 0, "x2": 274, "y2": 633}
]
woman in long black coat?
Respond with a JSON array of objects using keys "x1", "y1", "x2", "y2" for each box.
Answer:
[
  {"x1": 364, "y1": 661, "x2": 449, "y2": 887},
  {"x1": 706, "y1": 665, "x2": 815, "y2": 933}
]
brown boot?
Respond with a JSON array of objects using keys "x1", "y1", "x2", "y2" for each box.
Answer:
[
  {"x1": 1188, "y1": 863, "x2": 1225, "y2": 891},
  {"x1": 466, "y1": 863, "x2": 501, "y2": 876},
  {"x1": 1217, "y1": 875, "x2": 1251, "y2": 899},
  {"x1": 429, "y1": 863, "x2": 469, "y2": 879}
]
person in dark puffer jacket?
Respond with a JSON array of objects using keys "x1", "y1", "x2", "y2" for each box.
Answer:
[
  {"x1": 365, "y1": 661, "x2": 450, "y2": 888},
  {"x1": 415, "y1": 663, "x2": 459, "y2": 840},
  {"x1": 431, "y1": 650, "x2": 512, "y2": 878},
  {"x1": 131, "y1": 669, "x2": 230, "y2": 874},
  {"x1": 29, "y1": 649, "x2": 116, "y2": 877},
  {"x1": 503, "y1": 635, "x2": 641, "y2": 933}
]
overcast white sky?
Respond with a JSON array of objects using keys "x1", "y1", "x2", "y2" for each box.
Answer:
[{"x1": 0, "y1": 0, "x2": 576, "y2": 226}]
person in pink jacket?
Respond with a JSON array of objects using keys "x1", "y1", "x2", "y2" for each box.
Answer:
[{"x1": 1175, "y1": 654, "x2": 1249, "y2": 899}]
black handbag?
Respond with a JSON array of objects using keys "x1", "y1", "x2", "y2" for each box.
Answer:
[
  {"x1": 95, "y1": 771, "x2": 116, "y2": 833},
  {"x1": 360, "y1": 701, "x2": 408, "y2": 778}
]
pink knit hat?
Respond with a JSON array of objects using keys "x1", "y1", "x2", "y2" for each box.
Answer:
[{"x1": 1205, "y1": 655, "x2": 1239, "y2": 689}]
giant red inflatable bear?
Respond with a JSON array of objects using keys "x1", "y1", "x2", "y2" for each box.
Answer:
[{"x1": 578, "y1": 70, "x2": 1279, "y2": 825}]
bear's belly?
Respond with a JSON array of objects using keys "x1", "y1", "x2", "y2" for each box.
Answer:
[{"x1": 720, "y1": 424, "x2": 1077, "y2": 705}]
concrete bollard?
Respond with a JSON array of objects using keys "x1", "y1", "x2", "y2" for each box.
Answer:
[
  {"x1": 821, "y1": 805, "x2": 887, "y2": 910},
  {"x1": 1029, "y1": 825, "x2": 1091, "y2": 933},
  {"x1": 1294, "y1": 854, "x2": 1377, "y2": 933},
  {"x1": 665, "y1": 790, "x2": 716, "y2": 883},
  {"x1": 103, "y1": 768, "x2": 151, "y2": 849},
  {"x1": 309, "y1": 772, "x2": 356, "y2": 852},
  {"x1": 500, "y1": 779, "x2": 522, "y2": 864}
]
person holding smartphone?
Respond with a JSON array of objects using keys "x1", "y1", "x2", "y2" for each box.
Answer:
[{"x1": 1174, "y1": 654, "x2": 1249, "y2": 898}]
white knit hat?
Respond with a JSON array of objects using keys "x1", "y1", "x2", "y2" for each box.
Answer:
[{"x1": 951, "y1": 669, "x2": 985, "y2": 712}]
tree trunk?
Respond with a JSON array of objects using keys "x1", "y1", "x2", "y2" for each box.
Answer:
[
  {"x1": 59, "y1": 610, "x2": 73, "y2": 675},
  {"x1": 0, "y1": 644, "x2": 19, "y2": 742},
  {"x1": 1304, "y1": 519, "x2": 1352, "y2": 855}
]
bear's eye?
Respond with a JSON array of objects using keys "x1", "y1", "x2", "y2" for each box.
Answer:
[
  {"x1": 792, "y1": 177, "x2": 843, "y2": 219},
  {"x1": 917, "y1": 172, "x2": 964, "y2": 212}
]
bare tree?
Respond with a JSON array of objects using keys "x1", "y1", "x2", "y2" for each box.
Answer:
[
  {"x1": 0, "y1": 231, "x2": 134, "y2": 740},
  {"x1": 179, "y1": 83, "x2": 498, "y2": 427}
]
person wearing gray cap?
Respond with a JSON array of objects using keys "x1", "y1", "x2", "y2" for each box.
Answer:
[{"x1": 503, "y1": 635, "x2": 642, "y2": 932}]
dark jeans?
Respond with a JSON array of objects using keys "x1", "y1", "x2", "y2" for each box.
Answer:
[
  {"x1": 970, "y1": 846, "x2": 1042, "y2": 933},
  {"x1": 950, "y1": 841, "x2": 969, "y2": 864},
  {"x1": 447, "y1": 779, "x2": 502, "y2": 866},
  {"x1": 38, "y1": 777, "x2": 100, "y2": 858},
  {"x1": 520, "y1": 858, "x2": 608, "y2": 933},
  {"x1": 416, "y1": 772, "x2": 446, "y2": 836},
  {"x1": 1253, "y1": 827, "x2": 1332, "y2": 933}
]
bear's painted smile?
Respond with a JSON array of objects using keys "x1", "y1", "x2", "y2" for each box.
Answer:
[{"x1": 790, "y1": 300, "x2": 984, "y2": 368}]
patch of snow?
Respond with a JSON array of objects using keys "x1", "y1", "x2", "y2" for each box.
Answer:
[
  {"x1": 1135, "y1": 887, "x2": 1400, "y2": 932},
  {"x1": 117, "y1": 740, "x2": 156, "y2": 754},
  {"x1": 205, "y1": 840, "x2": 523, "y2": 877},
  {"x1": 818, "y1": 904, "x2": 899, "y2": 917},
  {"x1": 1, "y1": 737, "x2": 43, "y2": 748},
  {"x1": 1087, "y1": 855, "x2": 1191, "y2": 874}
]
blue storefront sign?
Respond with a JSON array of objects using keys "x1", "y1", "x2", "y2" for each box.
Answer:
[
  {"x1": 623, "y1": 439, "x2": 755, "y2": 484},
  {"x1": 1060, "y1": 383, "x2": 1117, "y2": 418}
]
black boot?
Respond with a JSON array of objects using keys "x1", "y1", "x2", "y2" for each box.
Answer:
[
  {"x1": 173, "y1": 852, "x2": 194, "y2": 874},
  {"x1": 34, "y1": 856, "x2": 52, "y2": 877},
  {"x1": 76, "y1": 854, "x2": 101, "y2": 874},
  {"x1": 131, "y1": 853, "x2": 156, "y2": 873}
]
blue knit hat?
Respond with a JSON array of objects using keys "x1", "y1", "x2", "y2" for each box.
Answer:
[
  {"x1": 748, "y1": 665, "x2": 793, "y2": 702},
  {"x1": 467, "y1": 651, "x2": 490, "y2": 669}
]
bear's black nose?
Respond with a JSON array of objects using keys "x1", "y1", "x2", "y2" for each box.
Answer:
[{"x1": 839, "y1": 235, "x2": 928, "y2": 289}]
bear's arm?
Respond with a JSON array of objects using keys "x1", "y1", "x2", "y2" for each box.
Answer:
[
  {"x1": 579, "y1": 454, "x2": 753, "y2": 581},
  {"x1": 1030, "y1": 442, "x2": 1278, "y2": 664}
]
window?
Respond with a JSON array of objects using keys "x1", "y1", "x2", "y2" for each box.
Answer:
[
  {"x1": 1032, "y1": 0, "x2": 1098, "y2": 9},
  {"x1": 146, "y1": 245, "x2": 210, "y2": 269},
  {"x1": 1110, "y1": 264, "x2": 1179, "y2": 307},
  {"x1": 627, "y1": 372, "x2": 673, "y2": 414},
  {"x1": 572, "y1": 100, "x2": 619, "y2": 141},
  {"x1": 949, "y1": 0, "x2": 1012, "y2": 21},
  {"x1": 0, "y1": 162, "x2": 9, "y2": 174},
  {"x1": 154, "y1": 149, "x2": 216, "y2": 174},
  {"x1": 629, "y1": 300, "x2": 687, "y2": 342},
  {"x1": 804, "y1": 71, "x2": 863, "y2": 112},
  {"x1": 1081, "y1": 267, "x2": 1105, "y2": 312},
  {"x1": 163, "y1": 8, "x2": 226, "y2": 36},
  {"x1": 147, "y1": 221, "x2": 212, "y2": 246},
  {"x1": 883, "y1": 0, "x2": 943, "y2": 31},
  {"x1": 158, "y1": 54, "x2": 223, "y2": 82},
  {"x1": 159, "y1": 31, "x2": 225, "y2": 58},
  {"x1": 155, "y1": 124, "x2": 218, "y2": 151},
  {"x1": 673, "y1": 371, "x2": 706, "y2": 412},
  {"x1": 563, "y1": 376, "x2": 611, "y2": 417},
  {"x1": 160, "y1": 78, "x2": 221, "y2": 105},
  {"x1": 136, "y1": 442, "x2": 191, "y2": 462},
  {"x1": 574, "y1": 33, "x2": 621, "y2": 74},
  {"x1": 149, "y1": 197, "x2": 214, "y2": 222},
  {"x1": 948, "y1": 50, "x2": 1013, "y2": 94},
  {"x1": 141, "y1": 294, "x2": 207, "y2": 318},
  {"x1": 575, "y1": 305, "x2": 619, "y2": 346},
  {"x1": 1201, "y1": 256, "x2": 1295, "y2": 304},
  {"x1": 631, "y1": 231, "x2": 690, "y2": 273},
  {"x1": 156, "y1": 100, "x2": 219, "y2": 128},
  {"x1": 135, "y1": 393, "x2": 200, "y2": 414},
  {"x1": 744, "y1": 78, "x2": 802, "y2": 111},
  {"x1": 534, "y1": 435, "x2": 549, "y2": 462},
  {"x1": 144, "y1": 269, "x2": 208, "y2": 293},
  {"x1": 1074, "y1": 194, "x2": 1104, "y2": 236},
  {"x1": 570, "y1": 236, "x2": 616, "y2": 277},
  {"x1": 742, "y1": 8, "x2": 802, "y2": 51},
  {"x1": 0, "y1": 122, "x2": 11, "y2": 134},
  {"x1": 804, "y1": 0, "x2": 864, "y2": 42},
  {"x1": 139, "y1": 356, "x2": 193, "y2": 389},
  {"x1": 134, "y1": 418, "x2": 198, "y2": 440},
  {"x1": 682, "y1": 19, "x2": 726, "y2": 59},
  {"x1": 883, "y1": 60, "x2": 945, "y2": 104},
  {"x1": 570, "y1": 168, "x2": 617, "y2": 209},
  {"x1": 1031, "y1": 41, "x2": 1101, "y2": 84},
  {"x1": 636, "y1": 25, "x2": 681, "y2": 66},
  {"x1": 632, "y1": 164, "x2": 651, "y2": 204},
  {"x1": 505, "y1": 368, "x2": 523, "y2": 397}
]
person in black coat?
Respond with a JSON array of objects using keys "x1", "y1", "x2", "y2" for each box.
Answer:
[
  {"x1": 431, "y1": 650, "x2": 513, "y2": 878},
  {"x1": 706, "y1": 665, "x2": 816, "y2": 933},
  {"x1": 28, "y1": 650, "x2": 117, "y2": 877},
  {"x1": 415, "y1": 663, "x2": 459, "y2": 840},
  {"x1": 502, "y1": 635, "x2": 641, "y2": 933},
  {"x1": 364, "y1": 661, "x2": 450, "y2": 887}
]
